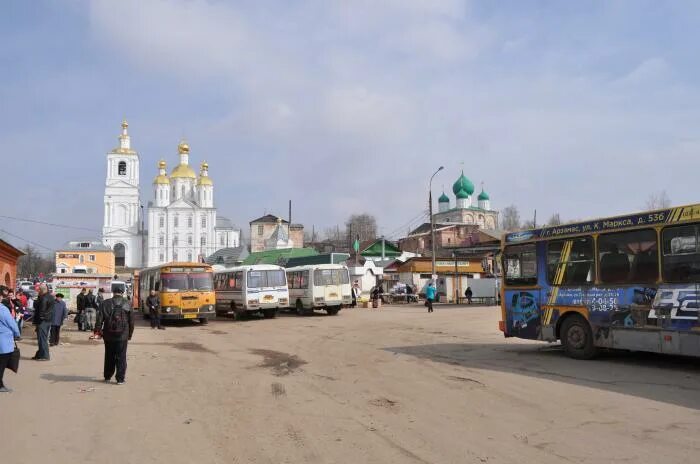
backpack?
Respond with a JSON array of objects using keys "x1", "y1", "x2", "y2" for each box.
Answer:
[{"x1": 104, "y1": 299, "x2": 128, "y2": 335}]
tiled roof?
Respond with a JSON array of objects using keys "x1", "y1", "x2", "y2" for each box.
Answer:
[{"x1": 250, "y1": 214, "x2": 288, "y2": 224}]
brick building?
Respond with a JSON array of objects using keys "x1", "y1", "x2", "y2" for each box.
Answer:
[
  {"x1": 249, "y1": 215, "x2": 304, "y2": 253},
  {"x1": 0, "y1": 239, "x2": 25, "y2": 288}
]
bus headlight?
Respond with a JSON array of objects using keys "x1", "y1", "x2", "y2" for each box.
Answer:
[
  {"x1": 279, "y1": 298, "x2": 288, "y2": 305},
  {"x1": 164, "y1": 307, "x2": 172, "y2": 313},
  {"x1": 248, "y1": 299, "x2": 258, "y2": 305}
]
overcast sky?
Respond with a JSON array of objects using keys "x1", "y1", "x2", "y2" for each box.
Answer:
[{"x1": 2, "y1": 0, "x2": 700, "y2": 252}]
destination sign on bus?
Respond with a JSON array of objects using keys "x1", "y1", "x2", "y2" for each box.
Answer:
[
  {"x1": 505, "y1": 207, "x2": 684, "y2": 243},
  {"x1": 165, "y1": 267, "x2": 208, "y2": 273}
]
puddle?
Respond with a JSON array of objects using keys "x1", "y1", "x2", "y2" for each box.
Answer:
[{"x1": 249, "y1": 349, "x2": 307, "y2": 376}]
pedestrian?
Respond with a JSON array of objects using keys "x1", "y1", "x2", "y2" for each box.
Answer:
[
  {"x1": 85, "y1": 289, "x2": 98, "y2": 331},
  {"x1": 425, "y1": 281, "x2": 436, "y2": 313},
  {"x1": 96, "y1": 288, "x2": 105, "y2": 311},
  {"x1": 146, "y1": 289, "x2": 165, "y2": 330},
  {"x1": 76, "y1": 288, "x2": 87, "y2": 331},
  {"x1": 32, "y1": 284, "x2": 54, "y2": 361},
  {"x1": 0, "y1": 287, "x2": 13, "y2": 319},
  {"x1": 50, "y1": 293, "x2": 68, "y2": 346},
  {"x1": 370, "y1": 283, "x2": 383, "y2": 309},
  {"x1": 405, "y1": 282, "x2": 415, "y2": 303},
  {"x1": 95, "y1": 286, "x2": 134, "y2": 385},
  {"x1": 15, "y1": 290, "x2": 26, "y2": 336},
  {"x1": 351, "y1": 281, "x2": 360, "y2": 308},
  {"x1": 0, "y1": 294, "x2": 21, "y2": 393},
  {"x1": 464, "y1": 286, "x2": 473, "y2": 305}
]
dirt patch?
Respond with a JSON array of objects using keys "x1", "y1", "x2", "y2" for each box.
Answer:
[
  {"x1": 271, "y1": 382, "x2": 286, "y2": 397},
  {"x1": 171, "y1": 342, "x2": 214, "y2": 353},
  {"x1": 447, "y1": 376, "x2": 485, "y2": 386},
  {"x1": 369, "y1": 397, "x2": 399, "y2": 409},
  {"x1": 208, "y1": 330, "x2": 227, "y2": 335},
  {"x1": 250, "y1": 349, "x2": 307, "y2": 376}
]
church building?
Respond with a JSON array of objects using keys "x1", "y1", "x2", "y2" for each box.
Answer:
[
  {"x1": 101, "y1": 121, "x2": 239, "y2": 268},
  {"x1": 432, "y1": 171, "x2": 498, "y2": 230}
]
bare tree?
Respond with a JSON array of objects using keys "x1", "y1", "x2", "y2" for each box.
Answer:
[
  {"x1": 17, "y1": 245, "x2": 55, "y2": 278},
  {"x1": 345, "y1": 213, "x2": 378, "y2": 243},
  {"x1": 547, "y1": 213, "x2": 562, "y2": 226},
  {"x1": 500, "y1": 205, "x2": 521, "y2": 231},
  {"x1": 646, "y1": 190, "x2": 671, "y2": 210}
]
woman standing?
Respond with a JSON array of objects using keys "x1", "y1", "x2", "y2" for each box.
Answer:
[{"x1": 0, "y1": 291, "x2": 21, "y2": 393}]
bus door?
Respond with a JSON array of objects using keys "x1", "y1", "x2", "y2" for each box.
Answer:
[{"x1": 503, "y1": 243, "x2": 541, "y2": 339}]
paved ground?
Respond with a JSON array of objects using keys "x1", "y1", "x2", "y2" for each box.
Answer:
[{"x1": 3, "y1": 305, "x2": 700, "y2": 464}]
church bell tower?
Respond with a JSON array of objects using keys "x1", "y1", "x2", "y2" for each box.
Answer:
[{"x1": 102, "y1": 120, "x2": 143, "y2": 268}]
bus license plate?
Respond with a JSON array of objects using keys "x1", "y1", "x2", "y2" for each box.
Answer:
[
  {"x1": 263, "y1": 295, "x2": 274, "y2": 301},
  {"x1": 183, "y1": 313, "x2": 197, "y2": 319}
]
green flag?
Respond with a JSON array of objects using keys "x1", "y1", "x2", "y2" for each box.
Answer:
[{"x1": 353, "y1": 238, "x2": 360, "y2": 252}]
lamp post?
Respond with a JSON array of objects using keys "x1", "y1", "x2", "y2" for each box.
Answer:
[{"x1": 429, "y1": 166, "x2": 444, "y2": 283}]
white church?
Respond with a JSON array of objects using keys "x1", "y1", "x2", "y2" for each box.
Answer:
[{"x1": 102, "y1": 121, "x2": 239, "y2": 268}]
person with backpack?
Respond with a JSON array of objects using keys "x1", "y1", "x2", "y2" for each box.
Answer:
[{"x1": 95, "y1": 286, "x2": 134, "y2": 385}]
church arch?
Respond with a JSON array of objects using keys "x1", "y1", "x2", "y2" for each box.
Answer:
[
  {"x1": 4, "y1": 272, "x2": 10, "y2": 287},
  {"x1": 113, "y1": 243, "x2": 126, "y2": 267},
  {"x1": 118, "y1": 161, "x2": 127, "y2": 176}
]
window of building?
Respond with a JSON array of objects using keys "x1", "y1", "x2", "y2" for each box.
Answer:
[
  {"x1": 79, "y1": 242, "x2": 90, "y2": 248},
  {"x1": 181, "y1": 185, "x2": 185, "y2": 197},
  {"x1": 174, "y1": 215, "x2": 179, "y2": 227},
  {"x1": 174, "y1": 234, "x2": 179, "y2": 245},
  {"x1": 201, "y1": 216, "x2": 207, "y2": 228},
  {"x1": 504, "y1": 243, "x2": 537, "y2": 286},
  {"x1": 201, "y1": 236, "x2": 207, "y2": 247},
  {"x1": 78, "y1": 255, "x2": 84, "y2": 263},
  {"x1": 662, "y1": 224, "x2": 700, "y2": 282},
  {"x1": 89, "y1": 254, "x2": 96, "y2": 262},
  {"x1": 187, "y1": 235, "x2": 193, "y2": 246},
  {"x1": 159, "y1": 216, "x2": 164, "y2": 228},
  {"x1": 220, "y1": 235, "x2": 225, "y2": 246},
  {"x1": 599, "y1": 229, "x2": 658, "y2": 284},
  {"x1": 546, "y1": 236, "x2": 595, "y2": 285},
  {"x1": 257, "y1": 225, "x2": 264, "y2": 236},
  {"x1": 188, "y1": 215, "x2": 193, "y2": 228},
  {"x1": 118, "y1": 161, "x2": 126, "y2": 176},
  {"x1": 173, "y1": 251, "x2": 178, "y2": 261},
  {"x1": 159, "y1": 235, "x2": 164, "y2": 246},
  {"x1": 187, "y1": 251, "x2": 193, "y2": 262},
  {"x1": 159, "y1": 253, "x2": 164, "y2": 262}
]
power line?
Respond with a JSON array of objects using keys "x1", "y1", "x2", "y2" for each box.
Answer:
[
  {"x1": 0, "y1": 228, "x2": 54, "y2": 252},
  {"x1": 0, "y1": 215, "x2": 100, "y2": 233}
]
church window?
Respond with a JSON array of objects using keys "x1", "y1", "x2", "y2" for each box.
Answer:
[
  {"x1": 187, "y1": 252, "x2": 193, "y2": 262},
  {"x1": 159, "y1": 253, "x2": 164, "y2": 262},
  {"x1": 201, "y1": 216, "x2": 206, "y2": 228},
  {"x1": 257, "y1": 225, "x2": 264, "y2": 236},
  {"x1": 188, "y1": 216, "x2": 193, "y2": 228},
  {"x1": 118, "y1": 161, "x2": 127, "y2": 176},
  {"x1": 201, "y1": 236, "x2": 207, "y2": 247},
  {"x1": 174, "y1": 215, "x2": 179, "y2": 227},
  {"x1": 188, "y1": 235, "x2": 193, "y2": 245},
  {"x1": 181, "y1": 185, "x2": 186, "y2": 197},
  {"x1": 173, "y1": 251, "x2": 178, "y2": 261},
  {"x1": 220, "y1": 235, "x2": 225, "y2": 246},
  {"x1": 159, "y1": 216, "x2": 164, "y2": 228},
  {"x1": 159, "y1": 235, "x2": 164, "y2": 246},
  {"x1": 173, "y1": 234, "x2": 179, "y2": 245}
]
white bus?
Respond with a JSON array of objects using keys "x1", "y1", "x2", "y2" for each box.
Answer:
[
  {"x1": 214, "y1": 265, "x2": 289, "y2": 319},
  {"x1": 285, "y1": 264, "x2": 351, "y2": 316}
]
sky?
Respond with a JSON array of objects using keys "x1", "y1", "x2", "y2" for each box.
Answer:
[{"x1": 2, "y1": 0, "x2": 700, "y2": 253}]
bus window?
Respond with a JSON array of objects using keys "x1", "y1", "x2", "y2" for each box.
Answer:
[
  {"x1": 547, "y1": 237, "x2": 594, "y2": 285},
  {"x1": 189, "y1": 273, "x2": 213, "y2": 291},
  {"x1": 598, "y1": 229, "x2": 658, "y2": 284},
  {"x1": 662, "y1": 224, "x2": 700, "y2": 282},
  {"x1": 504, "y1": 244, "x2": 537, "y2": 286},
  {"x1": 161, "y1": 273, "x2": 189, "y2": 291},
  {"x1": 267, "y1": 270, "x2": 286, "y2": 287}
]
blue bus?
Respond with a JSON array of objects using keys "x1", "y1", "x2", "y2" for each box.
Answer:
[{"x1": 500, "y1": 204, "x2": 700, "y2": 359}]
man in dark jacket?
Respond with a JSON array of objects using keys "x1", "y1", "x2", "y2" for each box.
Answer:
[
  {"x1": 32, "y1": 284, "x2": 55, "y2": 360},
  {"x1": 84, "y1": 289, "x2": 98, "y2": 331},
  {"x1": 50, "y1": 293, "x2": 68, "y2": 346},
  {"x1": 96, "y1": 287, "x2": 134, "y2": 385},
  {"x1": 146, "y1": 289, "x2": 164, "y2": 330},
  {"x1": 76, "y1": 288, "x2": 87, "y2": 331}
]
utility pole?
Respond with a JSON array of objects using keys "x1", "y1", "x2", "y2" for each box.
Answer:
[{"x1": 429, "y1": 166, "x2": 444, "y2": 282}]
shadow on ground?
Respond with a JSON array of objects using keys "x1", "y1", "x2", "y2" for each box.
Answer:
[
  {"x1": 40, "y1": 373, "x2": 103, "y2": 383},
  {"x1": 384, "y1": 342, "x2": 700, "y2": 410}
]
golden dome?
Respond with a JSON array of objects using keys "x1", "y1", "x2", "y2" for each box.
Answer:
[
  {"x1": 153, "y1": 174, "x2": 170, "y2": 185},
  {"x1": 178, "y1": 140, "x2": 190, "y2": 154},
  {"x1": 121, "y1": 119, "x2": 128, "y2": 129},
  {"x1": 171, "y1": 163, "x2": 196, "y2": 179},
  {"x1": 158, "y1": 159, "x2": 166, "y2": 169},
  {"x1": 197, "y1": 176, "x2": 213, "y2": 186},
  {"x1": 201, "y1": 161, "x2": 209, "y2": 170}
]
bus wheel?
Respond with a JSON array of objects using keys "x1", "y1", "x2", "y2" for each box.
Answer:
[
  {"x1": 198, "y1": 318, "x2": 208, "y2": 325},
  {"x1": 560, "y1": 315, "x2": 597, "y2": 360},
  {"x1": 263, "y1": 309, "x2": 277, "y2": 319},
  {"x1": 326, "y1": 306, "x2": 340, "y2": 316}
]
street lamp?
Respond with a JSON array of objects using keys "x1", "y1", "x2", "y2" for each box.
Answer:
[{"x1": 429, "y1": 166, "x2": 444, "y2": 284}]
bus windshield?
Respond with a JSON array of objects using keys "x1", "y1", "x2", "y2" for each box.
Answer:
[
  {"x1": 161, "y1": 273, "x2": 213, "y2": 292},
  {"x1": 247, "y1": 270, "x2": 287, "y2": 288},
  {"x1": 111, "y1": 282, "x2": 126, "y2": 294}
]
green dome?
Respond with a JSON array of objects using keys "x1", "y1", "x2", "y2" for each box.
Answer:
[
  {"x1": 478, "y1": 189, "x2": 490, "y2": 201},
  {"x1": 452, "y1": 171, "x2": 474, "y2": 197},
  {"x1": 438, "y1": 192, "x2": 450, "y2": 203},
  {"x1": 455, "y1": 189, "x2": 470, "y2": 200}
]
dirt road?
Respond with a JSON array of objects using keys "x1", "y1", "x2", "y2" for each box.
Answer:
[{"x1": 3, "y1": 305, "x2": 699, "y2": 463}]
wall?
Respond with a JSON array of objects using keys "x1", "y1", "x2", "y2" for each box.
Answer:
[
  {"x1": 0, "y1": 243, "x2": 21, "y2": 288},
  {"x1": 55, "y1": 250, "x2": 115, "y2": 276}
]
